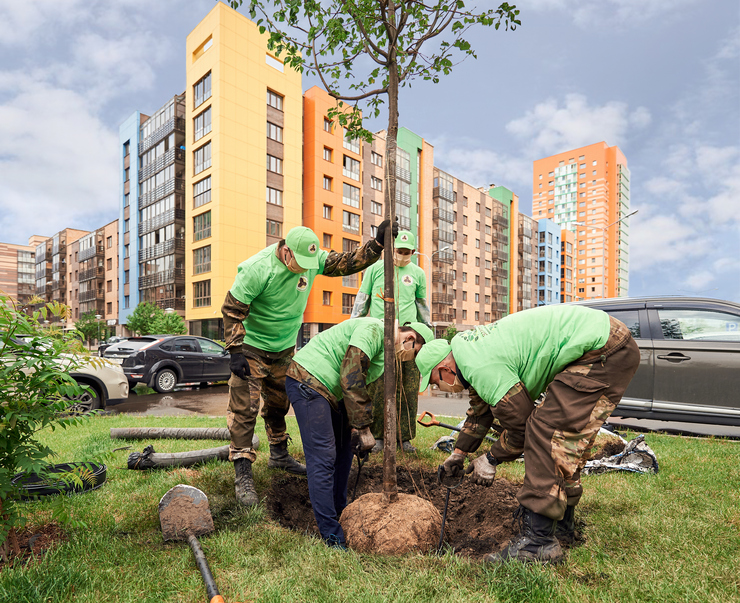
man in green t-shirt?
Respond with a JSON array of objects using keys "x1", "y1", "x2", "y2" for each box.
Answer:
[
  {"x1": 285, "y1": 318, "x2": 431, "y2": 548},
  {"x1": 351, "y1": 230, "x2": 431, "y2": 453},
  {"x1": 416, "y1": 305, "x2": 640, "y2": 564},
  {"x1": 221, "y1": 221, "x2": 397, "y2": 507}
]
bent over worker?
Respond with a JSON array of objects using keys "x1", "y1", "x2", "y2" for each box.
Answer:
[
  {"x1": 417, "y1": 305, "x2": 639, "y2": 564},
  {"x1": 351, "y1": 230, "x2": 431, "y2": 453},
  {"x1": 221, "y1": 221, "x2": 397, "y2": 507},
  {"x1": 285, "y1": 318, "x2": 432, "y2": 548}
]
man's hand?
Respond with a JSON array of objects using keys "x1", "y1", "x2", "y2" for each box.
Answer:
[
  {"x1": 351, "y1": 427, "x2": 375, "y2": 455},
  {"x1": 465, "y1": 452, "x2": 497, "y2": 486},
  {"x1": 441, "y1": 452, "x2": 466, "y2": 478},
  {"x1": 229, "y1": 352, "x2": 251, "y2": 380},
  {"x1": 375, "y1": 219, "x2": 399, "y2": 247}
]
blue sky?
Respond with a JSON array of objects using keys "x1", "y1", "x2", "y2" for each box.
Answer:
[{"x1": 0, "y1": 0, "x2": 738, "y2": 301}]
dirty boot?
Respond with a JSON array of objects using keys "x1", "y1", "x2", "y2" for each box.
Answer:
[
  {"x1": 234, "y1": 458, "x2": 258, "y2": 507},
  {"x1": 484, "y1": 505, "x2": 563, "y2": 564},
  {"x1": 555, "y1": 505, "x2": 577, "y2": 544},
  {"x1": 267, "y1": 439, "x2": 307, "y2": 474},
  {"x1": 371, "y1": 439, "x2": 383, "y2": 454}
]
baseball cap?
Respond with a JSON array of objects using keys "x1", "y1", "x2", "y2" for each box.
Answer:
[
  {"x1": 415, "y1": 339, "x2": 452, "y2": 392},
  {"x1": 395, "y1": 230, "x2": 415, "y2": 250},
  {"x1": 285, "y1": 227, "x2": 320, "y2": 270},
  {"x1": 405, "y1": 321, "x2": 434, "y2": 346}
]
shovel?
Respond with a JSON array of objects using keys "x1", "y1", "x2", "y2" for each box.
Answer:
[
  {"x1": 417, "y1": 411, "x2": 500, "y2": 442},
  {"x1": 159, "y1": 484, "x2": 227, "y2": 603},
  {"x1": 436, "y1": 466, "x2": 464, "y2": 554}
]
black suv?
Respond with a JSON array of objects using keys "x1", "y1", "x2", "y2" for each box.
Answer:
[
  {"x1": 103, "y1": 335, "x2": 231, "y2": 393},
  {"x1": 572, "y1": 297, "x2": 740, "y2": 426}
]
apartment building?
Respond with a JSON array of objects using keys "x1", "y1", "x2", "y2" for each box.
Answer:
[
  {"x1": 532, "y1": 142, "x2": 631, "y2": 300},
  {"x1": 0, "y1": 236, "x2": 46, "y2": 307},
  {"x1": 184, "y1": 2, "x2": 303, "y2": 341},
  {"x1": 536, "y1": 218, "x2": 561, "y2": 305},
  {"x1": 560, "y1": 228, "x2": 575, "y2": 302},
  {"x1": 517, "y1": 214, "x2": 537, "y2": 312}
]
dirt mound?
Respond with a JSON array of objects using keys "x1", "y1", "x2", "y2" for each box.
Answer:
[{"x1": 590, "y1": 436, "x2": 626, "y2": 460}]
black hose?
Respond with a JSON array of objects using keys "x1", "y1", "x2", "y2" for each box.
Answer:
[
  {"x1": 187, "y1": 534, "x2": 220, "y2": 601},
  {"x1": 437, "y1": 487, "x2": 451, "y2": 553},
  {"x1": 128, "y1": 445, "x2": 230, "y2": 470}
]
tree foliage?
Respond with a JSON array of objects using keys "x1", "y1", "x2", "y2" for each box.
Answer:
[
  {"x1": 125, "y1": 302, "x2": 186, "y2": 336},
  {"x1": 74, "y1": 311, "x2": 103, "y2": 346}
]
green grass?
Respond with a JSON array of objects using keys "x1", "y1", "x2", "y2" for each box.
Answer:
[{"x1": 1, "y1": 414, "x2": 739, "y2": 603}]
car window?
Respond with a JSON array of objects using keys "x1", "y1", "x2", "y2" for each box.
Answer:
[
  {"x1": 658, "y1": 309, "x2": 740, "y2": 342},
  {"x1": 605, "y1": 310, "x2": 641, "y2": 339},
  {"x1": 160, "y1": 342, "x2": 173, "y2": 351},
  {"x1": 198, "y1": 339, "x2": 225, "y2": 354},
  {"x1": 173, "y1": 338, "x2": 200, "y2": 352}
]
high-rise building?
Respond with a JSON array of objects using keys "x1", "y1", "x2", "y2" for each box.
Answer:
[
  {"x1": 560, "y1": 228, "x2": 575, "y2": 302},
  {"x1": 532, "y1": 142, "x2": 631, "y2": 300},
  {"x1": 0, "y1": 235, "x2": 46, "y2": 307},
  {"x1": 517, "y1": 214, "x2": 537, "y2": 312},
  {"x1": 536, "y1": 218, "x2": 561, "y2": 305}
]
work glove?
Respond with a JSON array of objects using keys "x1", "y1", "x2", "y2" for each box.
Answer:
[
  {"x1": 350, "y1": 427, "x2": 375, "y2": 455},
  {"x1": 375, "y1": 218, "x2": 399, "y2": 247},
  {"x1": 441, "y1": 452, "x2": 466, "y2": 478},
  {"x1": 229, "y1": 351, "x2": 251, "y2": 380},
  {"x1": 465, "y1": 452, "x2": 498, "y2": 486}
]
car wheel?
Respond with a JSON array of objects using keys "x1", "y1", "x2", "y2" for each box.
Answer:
[
  {"x1": 154, "y1": 369, "x2": 178, "y2": 393},
  {"x1": 66, "y1": 381, "x2": 102, "y2": 414}
]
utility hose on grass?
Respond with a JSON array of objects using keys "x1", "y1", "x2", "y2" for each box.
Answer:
[
  {"x1": 110, "y1": 427, "x2": 232, "y2": 440},
  {"x1": 128, "y1": 445, "x2": 230, "y2": 470}
]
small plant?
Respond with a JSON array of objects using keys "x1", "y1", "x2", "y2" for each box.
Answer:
[{"x1": 442, "y1": 325, "x2": 458, "y2": 343}]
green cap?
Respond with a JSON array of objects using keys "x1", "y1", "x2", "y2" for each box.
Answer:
[
  {"x1": 395, "y1": 230, "x2": 415, "y2": 250},
  {"x1": 405, "y1": 321, "x2": 434, "y2": 346},
  {"x1": 415, "y1": 339, "x2": 452, "y2": 392},
  {"x1": 285, "y1": 227, "x2": 320, "y2": 269}
]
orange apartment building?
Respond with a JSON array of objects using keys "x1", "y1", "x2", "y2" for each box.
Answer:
[
  {"x1": 532, "y1": 142, "x2": 632, "y2": 300},
  {"x1": 0, "y1": 235, "x2": 47, "y2": 307}
]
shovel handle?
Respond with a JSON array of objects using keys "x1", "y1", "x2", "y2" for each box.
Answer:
[
  {"x1": 417, "y1": 411, "x2": 440, "y2": 427},
  {"x1": 187, "y1": 534, "x2": 222, "y2": 603}
]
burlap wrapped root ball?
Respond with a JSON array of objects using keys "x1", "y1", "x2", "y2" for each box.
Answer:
[{"x1": 340, "y1": 493, "x2": 442, "y2": 555}]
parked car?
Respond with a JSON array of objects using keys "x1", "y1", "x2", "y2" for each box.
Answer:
[
  {"x1": 571, "y1": 297, "x2": 740, "y2": 426},
  {"x1": 98, "y1": 335, "x2": 126, "y2": 357},
  {"x1": 102, "y1": 335, "x2": 231, "y2": 393}
]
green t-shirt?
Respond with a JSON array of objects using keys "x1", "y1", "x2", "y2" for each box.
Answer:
[
  {"x1": 359, "y1": 261, "x2": 427, "y2": 325},
  {"x1": 451, "y1": 305, "x2": 610, "y2": 405},
  {"x1": 292, "y1": 317, "x2": 385, "y2": 401},
  {"x1": 230, "y1": 244, "x2": 330, "y2": 352}
]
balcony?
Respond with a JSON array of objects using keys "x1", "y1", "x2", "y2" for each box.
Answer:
[
  {"x1": 139, "y1": 147, "x2": 185, "y2": 183},
  {"x1": 155, "y1": 298, "x2": 186, "y2": 311},
  {"x1": 433, "y1": 229, "x2": 455, "y2": 244},
  {"x1": 51, "y1": 278, "x2": 66, "y2": 291},
  {"x1": 139, "y1": 237, "x2": 185, "y2": 263},
  {"x1": 139, "y1": 208, "x2": 185, "y2": 237},
  {"x1": 395, "y1": 190, "x2": 411, "y2": 207},
  {"x1": 495, "y1": 269, "x2": 508, "y2": 279},
  {"x1": 497, "y1": 234, "x2": 509, "y2": 245},
  {"x1": 520, "y1": 259, "x2": 532, "y2": 270},
  {"x1": 35, "y1": 283, "x2": 51, "y2": 297},
  {"x1": 79, "y1": 266, "x2": 104, "y2": 282},
  {"x1": 35, "y1": 266, "x2": 52, "y2": 280},
  {"x1": 79, "y1": 289, "x2": 104, "y2": 303},
  {"x1": 139, "y1": 178, "x2": 186, "y2": 210},
  {"x1": 433, "y1": 208, "x2": 454, "y2": 223},
  {"x1": 432, "y1": 313, "x2": 453, "y2": 323},
  {"x1": 139, "y1": 268, "x2": 185, "y2": 290},
  {"x1": 433, "y1": 186, "x2": 455, "y2": 203},
  {"x1": 138, "y1": 116, "x2": 185, "y2": 155},
  {"x1": 432, "y1": 292, "x2": 453, "y2": 305},
  {"x1": 395, "y1": 164, "x2": 411, "y2": 182},
  {"x1": 494, "y1": 285, "x2": 508, "y2": 296},
  {"x1": 519, "y1": 227, "x2": 533, "y2": 239},
  {"x1": 492, "y1": 215, "x2": 509, "y2": 228},
  {"x1": 398, "y1": 215, "x2": 411, "y2": 230},
  {"x1": 79, "y1": 244, "x2": 104, "y2": 262},
  {"x1": 434, "y1": 251, "x2": 454, "y2": 265},
  {"x1": 493, "y1": 247, "x2": 508, "y2": 261},
  {"x1": 432, "y1": 271, "x2": 454, "y2": 285}
]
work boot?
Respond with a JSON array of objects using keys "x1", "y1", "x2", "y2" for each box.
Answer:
[
  {"x1": 234, "y1": 458, "x2": 258, "y2": 507},
  {"x1": 555, "y1": 505, "x2": 578, "y2": 545},
  {"x1": 484, "y1": 505, "x2": 564, "y2": 565},
  {"x1": 371, "y1": 439, "x2": 383, "y2": 454},
  {"x1": 267, "y1": 439, "x2": 307, "y2": 474},
  {"x1": 400, "y1": 441, "x2": 416, "y2": 453}
]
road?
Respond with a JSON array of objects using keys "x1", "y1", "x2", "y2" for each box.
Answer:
[{"x1": 106, "y1": 385, "x2": 740, "y2": 439}]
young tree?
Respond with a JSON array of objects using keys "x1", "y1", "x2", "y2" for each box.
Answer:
[
  {"x1": 230, "y1": 0, "x2": 520, "y2": 500},
  {"x1": 150, "y1": 312, "x2": 187, "y2": 336},
  {"x1": 125, "y1": 302, "x2": 161, "y2": 336},
  {"x1": 74, "y1": 311, "x2": 102, "y2": 348}
]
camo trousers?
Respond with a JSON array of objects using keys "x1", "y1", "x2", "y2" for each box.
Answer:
[
  {"x1": 227, "y1": 347, "x2": 293, "y2": 462},
  {"x1": 368, "y1": 359, "x2": 420, "y2": 443}
]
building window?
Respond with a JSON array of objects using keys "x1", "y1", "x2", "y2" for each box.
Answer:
[
  {"x1": 266, "y1": 187, "x2": 283, "y2": 206},
  {"x1": 124, "y1": 168, "x2": 129, "y2": 182},
  {"x1": 194, "y1": 245, "x2": 211, "y2": 275},
  {"x1": 342, "y1": 210, "x2": 360, "y2": 234},
  {"x1": 323, "y1": 147, "x2": 333, "y2": 162},
  {"x1": 370, "y1": 225, "x2": 378, "y2": 237},
  {"x1": 267, "y1": 89, "x2": 283, "y2": 110},
  {"x1": 463, "y1": 253, "x2": 467, "y2": 263},
  {"x1": 194, "y1": 72, "x2": 211, "y2": 108},
  {"x1": 323, "y1": 233, "x2": 332, "y2": 248},
  {"x1": 485, "y1": 312, "x2": 491, "y2": 322},
  {"x1": 343, "y1": 182, "x2": 360, "y2": 208},
  {"x1": 106, "y1": 236, "x2": 113, "y2": 248},
  {"x1": 323, "y1": 205, "x2": 332, "y2": 220},
  {"x1": 371, "y1": 201, "x2": 382, "y2": 215},
  {"x1": 475, "y1": 239, "x2": 480, "y2": 249},
  {"x1": 123, "y1": 141, "x2": 130, "y2": 157},
  {"x1": 371, "y1": 151, "x2": 383, "y2": 167},
  {"x1": 475, "y1": 293, "x2": 480, "y2": 302},
  {"x1": 323, "y1": 176, "x2": 332, "y2": 191},
  {"x1": 194, "y1": 176, "x2": 211, "y2": 208},
  {"x1": 124, "y1": 219, "x2": 130, "y2": 233},
  {"x1": 323, "y1": 291, "x2": 332, "y2": 305},
  {"x1": 267, "y1": 154, "x2": 283, "y2": 174},
  {"x1": 267, "y1": 219, "x2": 282, "y2": 238},
  {"x1": 124, "y1": 270, "x2": 129, "y2": 284},
  {"x1": 124, "y1": 295, "x2": 130, "y2": 309},
  {"x1": 475, "y1": 311, "x2": 480, "y2": 321},
  {"x1": 124, "y1": 193, "x2": 130, "y2": 207},
  {"x1": 107, "y1": 302, "x2": 113, "y2": 314},
  {"x1": 107, "y1": 258, "x2": 113, "y2": 270},
  {"x1": 343, "y1": 130, "x2": 360, "y2": 154},
  {"x1": 194, "y1": 280, "x2": 211, "y2": 307},
  {"x1": 194, "y1": 106, "x2": 211, "y2": 141},
  {"x1": 342, "y1": 293, "x2": 356, "y2": 314},
  {"x1": 194, "y1": 142, "x2": 211, "y2": 174},
  {"x1": 343, "y1": 155, "x2": 360, "y2": 181},
  {"x1": 194, "y1": 211, "x2": 211, "y2": 241},
  {"x1": 462, "y1": 272, "x2": 467, "y2": 282},
  {"x1": 371, "y1": 176, "x2": 383, "y2": 191},
  {"x1": 267, "y1": 121, "x2": 283, "y2": 142},
  {"x1": 124, "y1": 244, "x2": 129, "y2": 258},
  {"x1": 323, "y1": 118, "x2": 333, "y2": 133},
  {"x1": 106, "y1": 280, "x2": 112, "y2": 292}
]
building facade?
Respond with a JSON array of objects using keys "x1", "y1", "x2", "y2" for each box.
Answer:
[
  {"x1": 560, "y1": 228, "x2": 575, "y2": 302},
  {"x1": 536, "y1": 218, "x2": 561, "y2": 305},
  {"x1": 517, "y1": 214, "x2": 537, "y2": 312},
  {"x1": 0, "y1": 236, "x2": 45, "y2": 307}
]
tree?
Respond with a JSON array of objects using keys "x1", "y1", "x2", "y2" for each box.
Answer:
[
  {"x1": 442, "y1": 324, "x2": 457, "y2": 343},
  {"x1": 231, "y1": 0, "x2": 520, "y2": 500},
  {"x1": 74, "y1": 311, "x2": 102, "y2": 348},
  {"x1": 125, "y1": 302, "x2": 161, "y2": 336},
  {"x1": 150, "y1": 312, "x2": 187, "y2": 336}
]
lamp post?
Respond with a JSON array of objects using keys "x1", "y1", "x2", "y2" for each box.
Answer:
[{"x1": 95, "y1": 314, "x2": 102, "y2": 349}]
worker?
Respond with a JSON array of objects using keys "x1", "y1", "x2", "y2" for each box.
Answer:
[
  {"x1": 285, "y1": 318, "x2": 433, "y2": 548},
  {"x1": 416, "y1": 305, "x2": 639, "y2": 564},
  {"x1": 221, "y1": 221, "x2": 397, "y2": 507},
  {"x1": 351, "y1": 230, "x2": 431, "y2": 453}
]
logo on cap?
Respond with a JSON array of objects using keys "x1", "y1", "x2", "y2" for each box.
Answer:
[
  {"x1": 400, "y1": 234, "x2": 409, "y2": 242},
  {"x1": 402, "y1": 275, "x2": 413, "y2": 286},
  {"x1": 297, "y1": 276, "x2": 308, "y2": 291},
  {"x1": 308, "y1": 243, "x2": 317, "y2": 254}
]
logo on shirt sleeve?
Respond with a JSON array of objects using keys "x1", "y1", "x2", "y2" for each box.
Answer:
[{"x1": 297, "y1": 276, "x2": 309, "y2": 291}]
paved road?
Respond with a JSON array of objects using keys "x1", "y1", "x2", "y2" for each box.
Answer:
[{"x1": 106, "y1": 385, "x2": 740, "y2": 439}]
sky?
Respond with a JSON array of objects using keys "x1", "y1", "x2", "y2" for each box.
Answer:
[{"x1": 0, "y1": 0, "x2": 738, "y2": 302}]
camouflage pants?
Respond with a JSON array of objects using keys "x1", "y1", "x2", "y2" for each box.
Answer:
[
  {"x1": 227, "y1": 347, "x2": 293, "y2": 462},
  {"x1": 369, "y1": 359, "x2": 420, "y2": 443},
  {"x1": 493, "y1": 318, "x2": 640, "y2": 520}
]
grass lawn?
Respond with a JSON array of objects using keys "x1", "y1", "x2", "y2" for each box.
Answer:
[{"x1": 1, "y1": 413, "x2": 739, "y2": 603}]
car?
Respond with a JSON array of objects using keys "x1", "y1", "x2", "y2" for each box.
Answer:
[
  {"x1": 571, "y1": 296, "x2": 740, "y2": 426},
  {"x1": 3, "y1": 334, "x2": 129, "y2": 413},
  {"x1": 102, "y1": 335, "x2": 231, "y2": 393},
  {"x1": 98, "y1": 335, "x2": 126, "y2": 357}
]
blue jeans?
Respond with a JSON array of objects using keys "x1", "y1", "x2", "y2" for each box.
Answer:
[{"x1": 285, "y1": 377, "x2": 354, "y2": 544}]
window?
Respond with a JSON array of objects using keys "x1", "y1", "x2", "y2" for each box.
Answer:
[
  {"x1": 194, "y1": 211, "x2": 211, "y2": 241},
  {"x1": 266, "y1": 187, "x2": 283, "y2": 206},
  {"x1": 194, "y1": 176, "x2": 211, "y2": 208},
  {"x1": 342, "y1": 293, "x2": 355, "y2": 314},
  {"x1": 485, "y1": 242, "x2": 491, "y2": 252},
  {"x1": 371, "y1": 151, "x2": 383, "y2": 167},
  {"x1": 475, "y1": 293, "x2": 480, "y2": 302},
  {"x1": 371, "y1": 201, "x2": 382, "y2": 215},
  {"x1": 106, "y1": 236, "x2": 113, "y2": 248},
  {"x1": 475, "y1": 311, "x2": 480, "y2": 321},
  {"x1": 124, "y1": 193, "x2": 130, "y2": 207},
  {"x1": 463, "y1": 215, "x2": 468, "y2": 225},
  {"x1": 475, "y1": 239, "x2": 480, "y2": 249},
  {"x1": 323, "y1": 291, "x2": 332, "y2": 305},
  {"x1": 462, "y1": 310, "x2": 467, "y2": 320},
  {"x1": 267, "y1": 122, "x2": 283, "y2": 142},
  {"x1": 107, "y1": 302, "x2": 112, "y2": 314},
  {"x1": 124, "y1": 167, "x2": 129, "y2": 182},
  {"x1": 124, "y1": 219, "x2": 130, "y2": 233},
  {"x1": 343, "y1": 182, "x2": 360, "y2": 208},
  {"x1": 476, "y1": 203, "x2": 480, "y2": 213},
  {"x1": 124, "y1": 295, "x2": 130, "y2": 309},
  {"x1": 194, "y1": 107, "x2": 211, "y2": 141},
  {"x1": 106, "y1": 258, "x2": 113, "y2": 270},
  {"x1": 462, "y1": 272, "x2": 467, "y2": 282},
  {"x1": 370, "y1": 225, "x2": 378, "y2": 237},
  {"x1": 267, "y1": 219, "x2": 282, "y2": 237},
  {"x1": 323, "y1": 147, "x2": 333, "y2": 162},
  {"x1": 194, "y1": 142, "x2": 211, "y2": 174},
  {"x1": 371, "y1": 176, "x2": 383, "y2": 191},
  {"x1": 194, "y1": 72, "x2": 211, "y2": 108},
  {"x1": 323, "y1": 118, "x2": 333, "y2": 132},
  {"x1": 123, "y1": 141, "x2": 130, "y2": 157},
  {"x1": 194, "y1": 280, "x2": 211, "y2": 307},
  {"x1": 267, "y1": 89, "x2": 283, "y2": 110},
  {"x1": 463, "y1": 291, "x2": 467, "y2": 301},
  {"x1": 592, "y1": 160, "x2": 597, "y2": 166},
  {"x1": 323, "y1": 233, "x2": 332, "y2": 248},
  {"x1": 463, "y1": 253, "x2": 467, "y2": 263},
  {"x1": 124, "y1": 244, "x2": 129, "y2": 258},
  {"x1": 475, "y1": 276, "x2": 479, "y2": 286},
  {"x1": 267, "y1": 154, "x2": 283, "y2": 174},
  {"x1": 323, "y1": 176, "x2": 333, "y2": 191},
  {"x1": 124, "y1": 270, "x2": 129, "y2": 284},
  {"x1": 194, "y1": 245, "x2": 211, "y2": 274},
  {"x1": 342, "y1": 210, "x2": 359, "y2": 233},
  {"x1": 343, "y1": 155, "x2": 360, "y2": 181},
  {"x1": 476, "y1": 220, "x2": 480, "y2": 231},
  {"x1": 266, "y1": 54, "x2": 284, "y2": 71},
  {"x1": 343, "y1": 130, "x2": 360, "y2": 153},
  {"x1": 323, "y1": 205, "x2": 332, "y2": 220},
  {"x1": 657, "y1": 309, "x2": 740, "y2": 342},
  {"x1": 106, "y1": 280, "x2": 112, "y2": 292}
]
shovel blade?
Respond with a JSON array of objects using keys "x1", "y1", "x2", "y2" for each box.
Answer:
[{"x1": 158, "y1": 484, "x2": 214, "y2": 542}]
